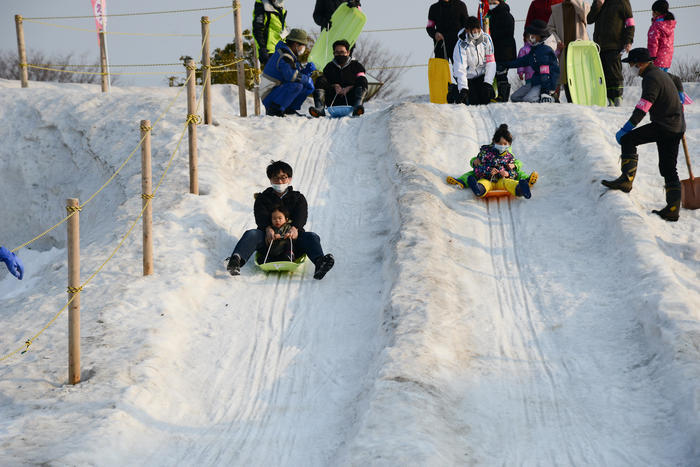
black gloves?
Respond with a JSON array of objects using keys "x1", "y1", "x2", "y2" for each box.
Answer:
[
  {"x1": 496, "y1": 63, "x2": 507, "y2": 73},
  {"x1": 446, "y1": 83, "x2": 459, "y2": 104},
  {"x1": 346, "y1": 0, "x2": 361, "y2": 7},
  {"x1": 459, "y1": 88, "x2": 469, "y2": 105}
]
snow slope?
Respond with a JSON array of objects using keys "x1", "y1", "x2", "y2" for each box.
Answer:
[{"x1": 0, "y1": 79, "x2": 699, "y2": 465}]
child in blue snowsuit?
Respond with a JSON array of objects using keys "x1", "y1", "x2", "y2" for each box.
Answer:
[
  {"x1": 446, "y1": 124, "x2": 538, "y2": 198},
  {"x1": 498, "y1": 19, "x2": 560, "y2": 103},
  {"x1": 260, "y1": 28, "x2": 316, "y2": 116}
]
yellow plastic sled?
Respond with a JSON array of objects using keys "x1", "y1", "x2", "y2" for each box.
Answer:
[{"x1": 429, "y1": 42, "x2": 452, "y2": 104}]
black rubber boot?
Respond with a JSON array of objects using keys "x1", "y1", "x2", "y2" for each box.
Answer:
[
  {"x1": 467, "y1": 175, "x2": 486, "y2": 197},
  {"x1": 652, "y1": 183, "x2": 681, "y2": 222},
  {"x1": 313, "y1": 254, "x2": 335, "y2": 280},
  {"x1": 350, "y1": 87, "x2": 367, "y2": 116},
  {"x1": 497, "y1": 80, "x2": 511, "y2": 102},
  {"x1": 602, "y1": 153, "x2": 638, "y2": 192},
  {"x1": 309, "y1": 88, "x2": 326, "y2": 118},
  {"x1": 227, "y1": 253, "x2": 243, "y2": 276}
]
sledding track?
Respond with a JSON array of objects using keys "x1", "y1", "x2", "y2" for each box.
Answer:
[{"x1": 1, "y1": 82, "x2": 698, "y2": 466}]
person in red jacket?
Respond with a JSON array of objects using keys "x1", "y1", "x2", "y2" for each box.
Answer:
[
  {"x1": 525, "y1": 0, "x2": 564, "y2": 26},
  {"x1": 647, "y1": 0, "x2": 676, "y2": 71}
]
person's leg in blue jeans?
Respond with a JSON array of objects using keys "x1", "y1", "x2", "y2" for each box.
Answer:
[
  {"x1": 227, "y1": 229, "x2": 265, "y2": 275},
  {"x1": 296, "y1": 231, "x2": 334, "y2": 280}
]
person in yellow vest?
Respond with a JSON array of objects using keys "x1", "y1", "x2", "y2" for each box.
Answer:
[{"x1": 253, "y1": 0, "x2": 288, "y2": 67}]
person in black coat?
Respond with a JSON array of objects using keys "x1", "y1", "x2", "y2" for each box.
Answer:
[
  {"x1": 227, "y1": 161, "x2": 335, "y2": 279},
  {"x1": 313, "y1": 0, "x2": 361, "y2": 29},
  {"x1": 602, "y1": 48, "x2": 686, "y2": 221},
  {"x1": 488, "y1": 0, "x2": 516, "y2": 101},
  {"x1": 309, "y1": 39, "x2": 368, "y2": 117},
  {"x1": 426, "y1": 0, "x2": 469, "y2": 62}
]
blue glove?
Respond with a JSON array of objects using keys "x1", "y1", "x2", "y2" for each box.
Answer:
[
  {"x1": 300, "y1": 74, "x2": 314, "y2": 90},
  {"x1": 303, "y1": 62, "x2": 316, "y2": 74},
  {"x1": 615, "y1": 121, "x2": 635, "y2": 144},
  {"x1": 679, "y1": 92, "x2": 685, "y2": 105},
  {"x1": 0, "y1": 246, "x2": 24, "y2": 280}
]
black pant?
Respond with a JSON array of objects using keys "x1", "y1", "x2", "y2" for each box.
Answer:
[
  {"x1": 600, "y1": 49, "x2": 623, "y2": 100},
  {"x1": 620, "y1": 122, "x2": 683, "y2": 185},
  {"x1": 468, "y1": 75, "x2": 491, "y2": 105},
  {"x1": 434, "y1": 39, "x2": 456, "y2": 63}
]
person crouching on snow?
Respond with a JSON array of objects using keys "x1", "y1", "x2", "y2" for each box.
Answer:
[
  {"x1": 446, "y1": 124, "x2": 538, "y2": 198},
  {"x1": 497, "y1": 19, "x2": 560, "y2": 103},
  {"x1": 448, "y1": 16, "x2": 497, "y2": 106},
  {"x1": 309, "y1": 39, "x2": 368, "y2": 117}
]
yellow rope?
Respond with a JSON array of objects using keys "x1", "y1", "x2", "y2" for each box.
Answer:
[
  {"x1": 140, "y1": 123, "x2": 153, "y2": 132},
  {"x1": 66, "y1": 205, "x2": 82, "y2": 214},
  {"x1": 66, "y1": 286, "x2": 84, "y2": 294},
  {"x1": 24, "y1": 64, "x2": 184, "y2": 76},
  {"x1": 141, "y1": 193, "x2": 155, "y2": 200},
  {"x1": 23, "y1": 5, "x2": 234, "y2": 20},
  {"x1": 186, "y1": 114, "x2": 202, "y2": 125},
  {"x1": 2, "y1": 20, "x2": 214, "y2": 363}
]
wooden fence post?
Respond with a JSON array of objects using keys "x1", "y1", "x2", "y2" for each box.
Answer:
[
  {"x1": 140, "y1": 120, "x2": 154, "y2": 275},
  {"x1": 253, "y1": 45, "x2": 261, "y2": 116},
  {"x1": 201, "y1": 16, "x2": 212, "y2": 124},
  {"x1": 66, "y1": 198, "x2": 81, "y2": 385},
  {"x1": 185, "y1": 59, "x2": 199, "y2": 195},
  {"x1": 98, "y1": 31, "x2": 109, "y2": 92},
  {"x1": 233, "y1": 0, "x2": 248, "y2": 117},
  {"x1": 14, "y1": 15, "x2": 29, "y2": 88}
]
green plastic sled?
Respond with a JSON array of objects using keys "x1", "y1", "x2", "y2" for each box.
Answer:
[
  {"x1": 255, "y1": 252, "x2": 307, "y2": 273},
  {"x1": 309, "y1": 4, "x2": 367, "y2": 70},
  {"x1": 567, "y1": 40, "x2": 607, "y2": 107}
]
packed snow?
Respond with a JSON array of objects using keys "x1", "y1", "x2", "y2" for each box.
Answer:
[{"x1": 0, "y1": 78, "x2": 699, "y2": 465}]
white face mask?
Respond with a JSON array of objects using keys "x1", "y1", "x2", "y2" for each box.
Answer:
[
  {"x1": 528, "y1": 35, "x2": 538, "y2": 45},
  {"x1": 271, "y1": 183, "x2": 289, "y2": 193},
  {"x1": 468, "y1": 31, "x2": 483, "y2": 42},
  {"x1": 493, "y1": 144, "x2": 510, "y2": 153},
  {"x1": 297, "y1": 46, "x2": 306, "y2": 55}
]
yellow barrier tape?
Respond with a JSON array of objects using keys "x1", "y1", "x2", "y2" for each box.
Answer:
[
  {"x1": 2, "y1": 21, "x2": 213, "y2": 363},
  {"x1": 24, "y1": 5, "x2": 234, "y2": 20}
]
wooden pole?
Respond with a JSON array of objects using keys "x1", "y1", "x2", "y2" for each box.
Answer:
[
  {"x1": 66, "y1": 198, "x2": 81, "y2": 385},
  {"x1": 185, "y1": 59, "x2": 199, "y2": 195},
  {"x1": 98, "y1": 31, "x2": 109, "y2": 92},
  {"x1": 140, "y1": 120, "x2": 154, "y2": 275},
  {"x1": 14, "y1": 15, "x2": 29, "y2": 88},
  {"x1": 233, "y1": 0, "x2": 248, "y2": 117},
  {"x1": 201, "y1": 16, "x2": 212, "y2": 125},
  {"x1": 253, "y1": 44, "x2": 261, "y2": 116}
]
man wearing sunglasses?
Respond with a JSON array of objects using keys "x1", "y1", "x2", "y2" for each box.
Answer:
[{"x1": 227, "y1": 161, "x2": 335, "y2": 279}]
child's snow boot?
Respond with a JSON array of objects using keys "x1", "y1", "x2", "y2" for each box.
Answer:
[
  {"x1": 528, "y1": 171, "x2": 538, "y2": 186},
  {"x1": 227, "y1": 253, "x2": 242, "y2": 276},
  {"x1": 467, "y1": 175, "x2": 486, "y2": 197},
  {"x1": 446, "y1": 176, "x2": 465, "y2": 189},
  {"x1": 515, "y1": 179, "x2": 532, "y2": 199},
  {"x1": 351, "y1": 87, "x2": 367, "y2": 116},
  {"x1": 652, "y1": 183, "x2": 681, "y2": 222},
  {"x1": 602, "y1": 153, "x2": 638, "y2": 192},
  {"x1": 313, "y1": 254, "x2": 335, "y2": 280}
]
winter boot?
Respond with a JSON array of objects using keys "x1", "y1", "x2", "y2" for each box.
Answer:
[
  {"x1": 602, "y1": 153, "x2": 638, "y2": 192},
  {"x1": 528, "y1": 171, "x2": 539, "y2": 186},
  {"x1": 350, "y1": 86, "x2": 367, "y2": 116},
  {"x1": 497, "y1": 80, "x2": 511, "y2": 102},
  {"x1": 446, "y1": 176, "x2": 465, "y2": 189},
  {"x1": 227, "y1": 253, "x2": 242, "y2": 276},
  {"x1": 652, "y1": 183, "x2": 681, "y2": 222},
  {"x1": 313, "y1": 253, "x2": 335, "y2": 280},
  {"x1": 266, "y1": 104, "x2": 285, "y2": 117},
  {"x1": 467, "y1": 175, "x2": 486, "y2": 197},
  {"x1": 515, "y1": 179, "x2": 532, "y2": 199},
  {"x1": 309, "y1": 88, "x2": 326, "y2": 118}
]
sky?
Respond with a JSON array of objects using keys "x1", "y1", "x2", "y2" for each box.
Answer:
[{"x1": 1, "y1": 0, "x2": 699, "y2": 95}]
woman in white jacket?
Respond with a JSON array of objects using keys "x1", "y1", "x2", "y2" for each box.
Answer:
[{"x1": 451, "y1": 16, "x2": 497, "y2": 106}]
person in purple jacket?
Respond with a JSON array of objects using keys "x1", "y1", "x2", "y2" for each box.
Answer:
[{"x1": 647, "y1": 0, "x2": 676, "y2": 72}]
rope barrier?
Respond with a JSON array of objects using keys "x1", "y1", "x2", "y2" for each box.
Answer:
[
  {"x1": 3, "y1": 24, "x2": 213, "y2": 363},
  {"x1": 23, "y1": 5, "x2": 234, "y2": 20}
]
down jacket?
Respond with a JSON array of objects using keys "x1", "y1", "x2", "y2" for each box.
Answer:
[
  {"x1": 647, "y1": 17, "x2": 675, "y2": 69},
  {"x1": 452, "y1": 29, "x2": 497, "y2": 91}
]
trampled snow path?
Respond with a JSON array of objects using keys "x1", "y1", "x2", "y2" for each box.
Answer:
[{"x1": 0, "y1": 80, "x2": 698, "y2": 465}]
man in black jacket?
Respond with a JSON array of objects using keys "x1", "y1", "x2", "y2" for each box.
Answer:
[
  {"x1": 426, "y1": 0, "x2": 469, "y2": 61},
  {"x1": 227, "y1": 161, "x2": 335, "y2": 278},
  {"x1": 488, "y1": 0, "x2": 516, "y2": 102},
  {"x1": 309, "y1": 39, "x2": 368, "y2": 117},
  {"x1": 313, "y1": 0, "x2": 361, "y2": 30},
  {"x1": 602, "y1": 48, "x2": 686, "y2": 221}
]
